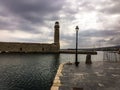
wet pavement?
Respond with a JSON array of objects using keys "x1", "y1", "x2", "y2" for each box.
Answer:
[{"x1": 59, "y1": 61, "x2": 120, "y2": 90}]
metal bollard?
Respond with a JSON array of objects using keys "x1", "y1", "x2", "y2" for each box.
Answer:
[{"x1": 85, "y1": 54, "x2": 92, "y2": 64}]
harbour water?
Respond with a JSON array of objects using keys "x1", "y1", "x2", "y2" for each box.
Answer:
[{"x1": 0, "y1": 52, "x2": 103, "y2": 90}]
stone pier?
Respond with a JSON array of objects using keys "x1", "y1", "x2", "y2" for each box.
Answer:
[
  {"x1": 51, "y1": 61, "x2": 120, "y2": 90},
  {"x1": 51, "y1": 63, "x2": 65, "y2": 90}
]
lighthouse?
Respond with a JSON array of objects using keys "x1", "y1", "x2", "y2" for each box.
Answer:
[{"x1": 54, "y1": 21, "x2": 60, "y2": 50}]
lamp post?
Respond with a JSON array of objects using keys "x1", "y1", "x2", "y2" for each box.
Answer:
[{"x1": 75, "y1": 26, "x2": 79, "y2": 67}]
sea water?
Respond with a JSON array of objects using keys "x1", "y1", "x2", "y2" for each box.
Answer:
[{"x1": 0, "y1": 52, "x2": 103, "y2": 90}]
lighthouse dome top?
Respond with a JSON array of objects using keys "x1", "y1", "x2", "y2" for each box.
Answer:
[
  {"x1": 55, "y1": 21, "x2": 59, "y2": 25},
  {"x1": 54, "y1": 21, "x2": 59, "y2": 28}
]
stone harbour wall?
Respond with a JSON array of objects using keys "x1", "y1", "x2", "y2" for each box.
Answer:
[{"x1": 0, "y1": 42, "x2": 59, "y2": 53}]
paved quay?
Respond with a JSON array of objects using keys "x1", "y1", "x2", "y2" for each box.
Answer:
[{"x1": 51, "y1": 61, "x2": 120, "y2": 90}]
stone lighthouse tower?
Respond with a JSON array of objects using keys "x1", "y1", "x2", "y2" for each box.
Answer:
[{"x1": 54, "y1": 21, "x2": 60, "y2": 50}]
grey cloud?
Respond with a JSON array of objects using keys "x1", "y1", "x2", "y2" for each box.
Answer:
[
  {"x1": 79, "y1": 30, "x2": 119, "y2": 38},
  {"x1": 77, "y1": 0, "x2": 120, "y2": 14},
  {"x1": 14, "y1": 36, "x2": 52, "y2": 43},
  {"x1": 80, "y1": 30, "x2": 120, "y2": 47},
  {"x1": 104, "y1": 35, "x2": 120, "y2": 45},
  {"x1": 79, "y1": 1, "x2": 96, "y2": 11},
  {"x1": 60, "y1": 29, "x2": 120, "y2": 48},
  {"x1": 0, "y1": 18, "x2": 17, "y2": 30},
  {"x1": 99, "y1": 0, "x2": 120, "y2": 14}
]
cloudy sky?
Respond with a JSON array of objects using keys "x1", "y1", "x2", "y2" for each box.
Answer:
[{"x1": 0, "y1": 0, "x2": 120, "y2": 49}]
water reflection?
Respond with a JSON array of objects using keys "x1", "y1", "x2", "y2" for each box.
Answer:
[{"x1": 0, "y1": 53, "x2": 60, "y2": 90}]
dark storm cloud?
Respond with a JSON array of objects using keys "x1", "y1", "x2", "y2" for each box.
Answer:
[
  {"x1": 0, "y1": 17, "x2": 41, "y2": 33},
  {"x1": 2, "y1": 0, "x2": 63, "y2": 13},
  {"x1": 0, "y1": 0, "x2": 66, "y2": 33},
  {"x1": 0, "y1": 0, "x2": 65, "y2": 22},
  {"x1": 0, "y1": 20, "x2": 14, "y2": 30}
]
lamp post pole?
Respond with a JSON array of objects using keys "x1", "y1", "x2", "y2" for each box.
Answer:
[{"x1": 75, "y1": 26, "x2": 79, "y2": 67}]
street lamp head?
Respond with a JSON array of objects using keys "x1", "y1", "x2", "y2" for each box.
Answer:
[{"x1": 75, "y1": 26, "x2": 79, "y2": 31}]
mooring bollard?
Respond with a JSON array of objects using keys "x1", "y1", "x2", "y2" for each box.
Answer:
[{"x1": 85, "y1": 54, "x2": 92, "y2": 64}]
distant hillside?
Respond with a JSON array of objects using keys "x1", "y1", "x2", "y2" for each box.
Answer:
[{"x1": 66, "y1": 45, "x2": 120, "y2": 51}]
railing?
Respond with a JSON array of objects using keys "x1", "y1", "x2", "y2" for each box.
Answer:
[{"x1": 103, "y1": 51, "x2": 120, "y2": 62}]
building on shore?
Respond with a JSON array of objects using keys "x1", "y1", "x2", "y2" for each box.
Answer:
[{"x1": 0, "y1": 22, "x2": 60, "y2": 53}]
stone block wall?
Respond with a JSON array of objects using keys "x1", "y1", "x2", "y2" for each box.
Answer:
[{"x1": 0, "y1": 42, "x2": 59, "y2": 53}]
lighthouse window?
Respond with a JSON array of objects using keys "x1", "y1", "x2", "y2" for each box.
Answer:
[
  {"x1": 20, "y1": 48, "x2": 22, "y2": 51},
  {"x1": 42, "y1": 48, "x2": 44, "y2": 51}
]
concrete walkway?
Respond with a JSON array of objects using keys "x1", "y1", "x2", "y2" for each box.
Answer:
[{"x1": 51, "y1": 61, "x2": 120, "y2": 90}]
